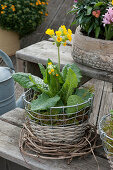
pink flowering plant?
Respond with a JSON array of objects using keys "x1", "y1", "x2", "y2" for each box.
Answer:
[
  {"x1": 70, "y1": 0, "x2": 113, "y2": 40},
  {"x1": 102, "y1": 7, "x2": 113, "y2": 39}
]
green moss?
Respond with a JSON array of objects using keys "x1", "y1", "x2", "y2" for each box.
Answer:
[
  {"x1": 103, "y1": 120, "x2": 113, "y2": 155},
  {"x1": 26, "y1": 103, "x2": 90, "y2": 126}
]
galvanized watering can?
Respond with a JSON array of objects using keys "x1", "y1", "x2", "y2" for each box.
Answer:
[{"x1": 0, "y1": 50, "x2": 23, "y2": 115}]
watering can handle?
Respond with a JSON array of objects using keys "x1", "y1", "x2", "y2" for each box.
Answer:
[{"x1": 0, "y1": 49, "x2": 14, "y2": 70}]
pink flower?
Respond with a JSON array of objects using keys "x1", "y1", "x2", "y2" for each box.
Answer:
[
  {"x1": 102, "y1": 7, "x2": 113, "y2": 26},
  {"x1": 74, "y1": 0, "x2": 77, "y2": 3}
]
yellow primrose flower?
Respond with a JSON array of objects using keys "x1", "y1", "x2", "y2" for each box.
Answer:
[
  {"x1": 63, "y1": 30, "x2": 68, "y2": 35},
  {"x1": 51, "y1": 69, "x2": 54, "y2": 72},
  {"x1": 48, "y1": 62, "x2": 52, "y2": 65},
  {"x1": 63, "y1": 42, "x2": 67, "y2": 46},
  {"x1": 46, "y1": 29, "x2": 54, "y2": 36},
  {"x1": 68, "y1": 29, "x2": 72, "y2": 35},
  {"x1": 56, "y1": 74, "x2": 59, "y2": 76},
  {"x1": 55, "y1": 31, "x2": 62, "y2": 36},
  {"x1": 46, "y1": 29, "x2": 51, "y2": 34},
  {"x1": 61, "y1": 25, "x2": 66, "y2": 30},
  {"x1": 49, "y1": 72, "x2": 51, "y2": 74},
  {"x1": 57, "y1": 36, "x2": 62, "y2": 42},
  {"x1": 67, "y1": 34, "x2": 72, "y2": 42}
]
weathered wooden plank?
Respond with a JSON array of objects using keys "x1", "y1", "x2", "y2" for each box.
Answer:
[
  {"x1": 0, "y1": 119, "x2": 110, "y2": 170},
  {"x1": 97, "y1": 92, "x2": 113, "y2": 126},
  {"x1": 83, "y1": 79, "x2": 105, "y2": 126},
  {"x1": 103, "y1": 81, "x2": 112, "y2": 92},
  {"x1": 43, "y1": 0, "x2": 75, "y2": 39},
  {"x1": 21, "y1": 0, "x2": 64, "y2": 47},
  {"x1": 21, "y1": 0, "x2": 76, "y2": 48},
  {"x1": 96, "y1": 81, "x2": 113, "y2": 126},
  {"x1": 15, "y1": 83, "x2": 24, "y2": 100},
  {"x1": 0, "y1": 108, "x2": 25, "y2": 127}
]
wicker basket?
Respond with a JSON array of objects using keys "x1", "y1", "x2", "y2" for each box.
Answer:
[
  {"x1": 99, "y1": 114, "x2": 113, "y2": 170},
  {"x1": 23, "y1": 89, "x2": 93, "y2": 144}
]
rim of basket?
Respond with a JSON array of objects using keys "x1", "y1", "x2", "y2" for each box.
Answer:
[
  {"x1": 99, "y1": 114, "x2": 113, "y2": 141},
  {"x1": 22, "y1": 89, "x2": 94, "y2": 109}
]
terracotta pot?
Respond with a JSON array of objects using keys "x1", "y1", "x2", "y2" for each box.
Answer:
[
  {"x1": 0, "y1": 28, "x2": 20, "y2": 56},
  {"x1": 72, "y1": 26, "x2": 113, "y2": 72}
]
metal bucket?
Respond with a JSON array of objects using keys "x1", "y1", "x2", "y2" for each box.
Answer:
[{"x1": 0, "y1": 50, "x2": 16, "y2": 115}]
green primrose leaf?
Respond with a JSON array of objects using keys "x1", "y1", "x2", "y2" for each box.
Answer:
[
  {"x1": 38, "y1": 63, "x2": 46, "y2": 78},
  {"x1": 31, "y1": 93, "x2": 60, "y2": 111},
  {"x1": 29, "y1": 75, "x2": 51, "y2": 95},
  {"x1": 60, "y1": 68, "x2": 78, "y2": 104},
  {"x1": 62, "y1": 64, "x2": 82, "y2": 83},
  {"x1": 12, "y1": 72, "x2": 37, "y2": 89},
  {"x1": 67, "y1": 95, "x2": 89, "y2": 114}
]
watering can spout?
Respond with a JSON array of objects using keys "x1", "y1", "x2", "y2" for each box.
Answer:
[{"x1": 16, "y1": 94, "x2": 24, "y2": 109}]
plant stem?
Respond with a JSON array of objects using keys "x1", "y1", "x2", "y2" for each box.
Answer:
[
  {"x1": 105, "y1": 25, "x2": 112, "y2": 40},
  {"x1": 58, "y1": 46, "x2": 60, "y2": 71}
]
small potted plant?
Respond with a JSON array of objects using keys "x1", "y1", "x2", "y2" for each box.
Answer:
[
  {"x1": 0, "y1": 0, "x2": 48, "y2": 55},
  {"x1": 70, "y1": 0, "x2": 113, "y2": 74},
  {"x1": 13, "y1": 25, "x2": 94, "y2": 158},
  {"x1": 99, "y1": 111, "x2": 113, "y2": 169}
]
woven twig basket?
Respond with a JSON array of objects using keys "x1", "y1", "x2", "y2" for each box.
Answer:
[
  {"x1": 99, "y1": 114, "x2": 113, "y2": 169},
  {"x1": 19, "y1": 123, "x2": 99, "y2": 160},
  {"x1": 23, "y1": 89, "x2": 93, "y2": 144}
]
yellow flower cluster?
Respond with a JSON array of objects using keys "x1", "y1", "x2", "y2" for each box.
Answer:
[
  {"x1": 45, "y1": 25, "x2": 72, "y2": 47},
  {"x1": 47, "y1": 62, "x2": 59, "y2": 76},
  {"x1": 46, "y1": 29, "x2": 54, "y2": 36},
  {"x1": 112, "y1": 0, "x2": 113, "y2": 5}
]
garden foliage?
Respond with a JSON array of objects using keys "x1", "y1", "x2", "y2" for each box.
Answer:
[
  {"x1": 70, "y1": 0, "x2": 113, "y2": 40},
  {"x1": 0, "y1": 0, "x2": 48, "y2": 37},
  {"x1": 13, "y1": 60, "x2": 93, "y2": 112}
]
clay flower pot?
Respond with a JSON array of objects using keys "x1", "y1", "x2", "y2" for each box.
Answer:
[
  {"x1": 72, "y1": 26, "x2": 113, "y2": 73},
  {"x1": 0, "y1": 28, "x2": 20, "y2": 56}
]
